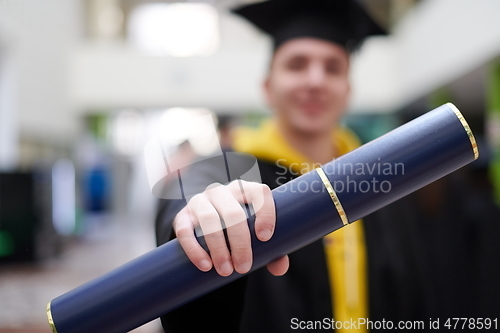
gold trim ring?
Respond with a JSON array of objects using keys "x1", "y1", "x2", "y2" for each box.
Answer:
[
  {"x1": 446, "y1": 103, "x2": 479, "y2": 160},
  {"x1": 315, "y1": 167, "x2": 349, "y2": 226},
  {"x1": 47, "y1": 301, "x2": 58, "y2": 333}
]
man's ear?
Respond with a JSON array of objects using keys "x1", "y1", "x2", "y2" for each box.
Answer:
[
  {"x1": 263, "y1": 75, "x2": 272, "y2": 106},
  {"x1": 340, "y1": 78, "x2": 351, "y2": 115},
  {"x1": 346, "y1": 81, "x2": 352, "y2": 111}
]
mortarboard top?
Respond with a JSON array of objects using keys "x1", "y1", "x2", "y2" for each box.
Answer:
[{"x1": 232, "y1": 0, "x2": 387, "y2": 52}]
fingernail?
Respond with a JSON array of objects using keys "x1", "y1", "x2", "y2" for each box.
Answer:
[
  {"x1": 258, "y1": 228, "x2": 272, "y2": 240},
  {"x1": 220, "y1": 261, "x2": 233, "y2": 275},
  {"x1": 238, "y1": 262, "x2": 252, "y2": 273},
  {"x1": 199, "y1": 259, "x2": 211, "y2": 271}
]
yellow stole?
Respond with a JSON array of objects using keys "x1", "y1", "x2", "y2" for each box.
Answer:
[{"x1": 233, "y1": 120, "x2": 368, "y2": 332}]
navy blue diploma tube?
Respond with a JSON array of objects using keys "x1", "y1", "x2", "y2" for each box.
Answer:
[{"x1": 47, "y1": 103, "x2": 478, "y2": 333}]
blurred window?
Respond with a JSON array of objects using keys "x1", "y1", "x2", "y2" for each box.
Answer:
[{"x1": 128, "y1": 3, "x2": 220, "y2": 57}]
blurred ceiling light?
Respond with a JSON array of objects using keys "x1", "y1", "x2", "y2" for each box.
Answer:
[
  {"x1": 128, "y1": 3, "x2": 220, "y2": 57},
  {"x1": 111, "y1": 109, "x2": 144, "y2": 156}
]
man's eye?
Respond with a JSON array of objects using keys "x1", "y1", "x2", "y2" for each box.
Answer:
[
  {"x1": 326, "y1": 63, "x2": 341, "y2": 74},
  {"x1": 287, "y1": 58, "x2": 306, "y2": 70}
]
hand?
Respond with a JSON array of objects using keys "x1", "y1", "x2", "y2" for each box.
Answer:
[{"x1": 173, "y1": 180, "x2": 289, "y2": 277}]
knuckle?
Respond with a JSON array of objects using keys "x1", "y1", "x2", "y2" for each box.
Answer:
[
  {"x1": 205, "y1": 182, "x2": 224, "y2": 192},
  {"x1": 173, "y1": 211, "x2": 185, "y2": 228},
  {"x1": 257, "y1": 210, "x2": 275, "y2": 221},
  {"x1": 229, "y1": 179, "x2": 243, "y2": 186},
  {"x1": 228, "y1": 179, "x2": 246, "y2": 191},
  {"x1": 187, "y1": 194, "x2": 205, "y2": 210},
  {"x1": 207, "y1": 239, "x2": 229, "y2": 256},
  {"x1": 184, "y1": 244, "x2": 201, "y2": 259},
  {"x1": 261, "y1": 183, "x2": 271, "y2": 194},
  {"x1": 250, "y1": 181, "x2": 265, "y2": 190},
  {"x1": 200, "y1": 221, "x2": 223, "y2": 236},
  {"x1": 189, "y1": 193, "x2": 203, "y2": 203},
  {"x1": 175, "y1": 226, "x2": 192, "y2": 238},
  {"x1": 197, "y1": 210, "x2": 218, "y2": 223},
  {"x1": 211, "y1": 249, "x2": 231, "y2": 264},
  {"x1": 224, "y1": 208, "x2": 247, "y2": 226},
  {"x1": 247, "y1": 183, "x2": 266, "y2": 200},
  {"x1": 230, "y1": 241, "x2": 250, "y2": 255},
  {"x1": 227, "y1": 230, "x2": 251, "y2": 251}
]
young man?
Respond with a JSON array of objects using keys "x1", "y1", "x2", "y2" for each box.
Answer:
[{"x1": 156, "y1": 0, "x2": 386, "y2": 331}]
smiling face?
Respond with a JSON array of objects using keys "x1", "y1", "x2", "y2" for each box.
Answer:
[{"x1": 264, "y1": 38, "x2": 351, "y2": 136}]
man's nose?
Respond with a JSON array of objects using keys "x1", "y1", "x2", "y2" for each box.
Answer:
[{"x1": 305, "y1": 63, "x2": 326, "y2": 88}]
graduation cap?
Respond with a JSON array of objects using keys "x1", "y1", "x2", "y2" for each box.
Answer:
[{"x1": 232, "y1": 0, "x2": 386, "y2": 52}]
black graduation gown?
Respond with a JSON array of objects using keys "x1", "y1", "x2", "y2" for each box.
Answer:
[{"x1": 156, "y1": 153, "x2": 500, "y2": 332}]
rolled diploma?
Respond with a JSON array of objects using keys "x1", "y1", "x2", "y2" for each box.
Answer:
[{"x1": 47, "y1": 103, "x2": 478, "y2": 333}]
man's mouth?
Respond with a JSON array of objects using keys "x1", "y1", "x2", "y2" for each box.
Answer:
[{"x1": 299, "y1": 101, "x2": 326, "y2": 115}]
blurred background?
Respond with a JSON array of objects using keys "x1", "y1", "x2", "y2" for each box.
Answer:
[{"x1": 0, "y1": 0, "x2": 500, "y2": 332}]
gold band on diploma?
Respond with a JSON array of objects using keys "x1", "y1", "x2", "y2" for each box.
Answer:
[
  {"x1": 315, "y1": 167, "x2": 349, "y2": 226},
  {"x1": 447, "y1": 103, "x2": 479, "y2": 160},
  {"x1": 47, "y1": 301, "x2": 58, "y2": 333}
]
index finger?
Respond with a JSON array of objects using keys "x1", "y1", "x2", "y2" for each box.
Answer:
[{"x1": 174, "y1": 207, "x2": 213, "y2": 272}]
